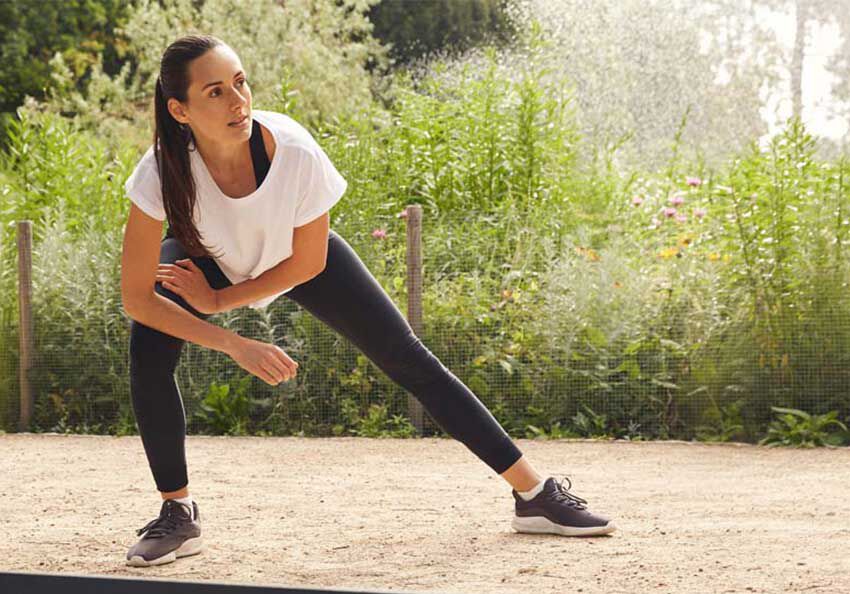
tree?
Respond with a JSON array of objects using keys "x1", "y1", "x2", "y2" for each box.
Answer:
[
  {"x1": 14, "y1": 0, "x2": 391, "y2": 153},
  {"x1": 366, "y1": 0, "x2": 522, "y2": 67},
  {"x1": 697, "y1": 0, "x2": 849, "y2": 155},
  {"x1": 795, "y1": 0, "x2": 850, "y2": 130},
  {"x1": 0, "y1": 0, "x2": 133, "y2": 113}
]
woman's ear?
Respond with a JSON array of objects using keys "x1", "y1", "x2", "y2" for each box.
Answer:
[{"x1": 167, "y1": 97, "x2": 189, "y2": 125}]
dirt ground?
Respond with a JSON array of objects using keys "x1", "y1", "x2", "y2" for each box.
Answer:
[{"x1": 1, "y1": 434, "x2": 848, "y2": 594}]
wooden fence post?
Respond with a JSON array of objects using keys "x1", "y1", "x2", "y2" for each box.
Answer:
[
  {"x1": 17, "y1": 221, "x2": 34, "y2": 432},
  {"x1": 404, "y1": 205, "x2": 425, "y2": 434}
]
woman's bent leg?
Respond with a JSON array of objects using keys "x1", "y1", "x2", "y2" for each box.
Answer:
[
  {"x1": 129, "y1": 237, "x2": 231, "y2": 493},
  {"x1": 284, "y1": 230, "x2": 523, "y2": 475}
]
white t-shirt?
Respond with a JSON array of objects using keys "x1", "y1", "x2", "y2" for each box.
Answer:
[{"x1": 124, "y1": 109, "x2": 348, "y2": 309}]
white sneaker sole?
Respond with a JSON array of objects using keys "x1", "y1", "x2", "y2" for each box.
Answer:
[
  {"x1": 512, "y1": 515, "x2": 617, "y2": 536},
  {"x1": 126, "y1": 536, "x2": 204, "y2": 567}
]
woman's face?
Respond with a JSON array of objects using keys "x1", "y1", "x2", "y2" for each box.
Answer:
[{"x1": 168, "y1": 44, "x2": 253, "y2": 146}]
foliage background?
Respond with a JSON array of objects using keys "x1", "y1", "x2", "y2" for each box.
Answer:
[{"x1": 0, "y1": 0, "x2": 848, "y2": 448}]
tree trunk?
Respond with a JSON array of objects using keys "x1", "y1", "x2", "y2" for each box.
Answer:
[{"x1": 790, "y1": 0, "x2": 809, "y2": 122}]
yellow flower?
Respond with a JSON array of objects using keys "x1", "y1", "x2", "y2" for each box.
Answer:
[
  {"x1": 574, "y1": 246, "x2": 601, "y2": 261},
  {"x1": 677, "y1": 235, "x2": 693, "y2": 247},
  {"x1": 708, "y1": 252, "x2": 721, "y2": 261},
  {"x1": 658, "y1": 246, "x2": 679, "y2": 259}
]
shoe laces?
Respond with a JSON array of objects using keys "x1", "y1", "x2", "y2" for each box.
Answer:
[
  {"x1": 549, "y1": 476, "x2": 588, "y2": 510},
  {"x1": 136, "y1": 501, "x2": 189, "y2": 538}
]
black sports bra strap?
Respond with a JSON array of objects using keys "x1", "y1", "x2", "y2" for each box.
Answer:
[
  {"x1": 165, "y1": 119, "x2": 270, "y2": 238},
  {"x1": 249, "y1": 117, "x2": 271, "y2": 188}
]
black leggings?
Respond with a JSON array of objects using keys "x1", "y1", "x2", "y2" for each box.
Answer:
[{"x1": 129, "y1": 228, "x2": 524, "y2": 493}]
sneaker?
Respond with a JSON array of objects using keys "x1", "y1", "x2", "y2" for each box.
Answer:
[
  {"x1": 126, "y1": 499, "x2": 203, "y2": 566},
  {"x1": 511, "y1": 476, "x2": 617, "y2": 536}
]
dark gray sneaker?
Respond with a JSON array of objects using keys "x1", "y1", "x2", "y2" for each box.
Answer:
[
  {"x1": 511, "y1": 476, "x2": 617, "y2": 536},
  {"x1": 126, "y1": 499, "x2": 203, "y2": 566}
]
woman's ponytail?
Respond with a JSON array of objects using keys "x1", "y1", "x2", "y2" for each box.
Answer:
[{"x1": 152, "y1": 35, "x2": 224, "y2": 258}]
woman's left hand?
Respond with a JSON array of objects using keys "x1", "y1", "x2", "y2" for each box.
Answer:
[{"x1": 156, "y1": 258, "x2": 220, "y2": 315}]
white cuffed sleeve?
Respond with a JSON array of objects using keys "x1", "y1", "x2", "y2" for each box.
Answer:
[{"x1": 124, "y1": 147, "x2": 167, "y2": 221}]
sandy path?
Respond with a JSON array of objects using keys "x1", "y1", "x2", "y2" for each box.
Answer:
[{"x1": 1, "y1": 434, "x2": 848, "y2": 594}]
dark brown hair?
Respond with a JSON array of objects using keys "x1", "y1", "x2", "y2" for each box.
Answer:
[{"x1": 154, "y1": 34, "x2": 223, "y2": 258}]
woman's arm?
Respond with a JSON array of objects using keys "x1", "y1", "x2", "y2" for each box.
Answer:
[
  {"x1": 121, "y1": 203, "x2": 241, "y2": 354},
  {"x1": 214, "y1": 212, "x2": 330, "y2": 312},
  {"x1": 121, "y1": 204, "x2": 298, "y2": 385}
]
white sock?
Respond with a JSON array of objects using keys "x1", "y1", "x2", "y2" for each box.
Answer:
[
  {"x1": 517, "y1": 477, "x2": 547, "y2": 501},
  {"x1": 170, "y1": 495, "x2": 194, "y2": 520}
]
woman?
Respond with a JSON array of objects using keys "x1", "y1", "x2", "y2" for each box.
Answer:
[{"x1": 121, "y1": 34, "x2": 616, "y2": 567}]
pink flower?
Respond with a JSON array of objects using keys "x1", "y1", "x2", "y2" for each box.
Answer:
[
  {"x1": 397, "y1": 209, "x2": 408, "y2": 219},
  {"x1": 686, "y1": 176, "x2": 702, "y2": 187},
  {"x1": 670, "y1": 195, "x2": 685, "y2": 206},
  {"x1": 675, "y1": 213, "x2": 687, "y2": 223},
  {"x1": 371, "y1": 228, "x2": 387, "y2": 239},
  {"x1": 632, "y1": 195, "x2": 644, "y2": 206},
  {"x1": 663, "y1": 207, "x2": 677, "y2": 218},
  {"x1": 693, "y1": 207, "x2": 707, "y2": 219}
]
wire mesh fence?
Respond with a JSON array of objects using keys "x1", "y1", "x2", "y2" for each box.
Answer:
[{"x1": 2, "y1": 202, "x2": 850, "y2": 445}]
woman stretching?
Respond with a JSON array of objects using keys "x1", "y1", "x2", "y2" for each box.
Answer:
[{"x1": 121, "y1": 34, "x2": 616, "y2": 567}]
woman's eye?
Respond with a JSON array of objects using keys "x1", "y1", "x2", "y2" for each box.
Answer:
[{"x1": 210, "y1": 80, "x2": 247, "y2": 97}]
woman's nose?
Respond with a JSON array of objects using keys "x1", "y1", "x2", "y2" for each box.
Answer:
[{"x1": 231, "y1": 87, "x2": 248, "y2": 106}]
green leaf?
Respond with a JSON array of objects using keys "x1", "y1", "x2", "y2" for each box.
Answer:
[
  {"x1": 770, "y1": 406, "x2": 810, "y2": 420},
  {"x1": 650, "y1": 377, "x2": 679, "y2": 390}
]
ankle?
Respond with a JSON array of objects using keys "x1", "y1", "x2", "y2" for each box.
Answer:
[
  {"x1": 160, "y1": 487, "x2": 189, "y2": 500},
  {"x1": 516, "y1": 477, "x2": 547, "y2": 501},
  {"x1": 515, "y1": 474, "x2": 546, "y2": 492}
]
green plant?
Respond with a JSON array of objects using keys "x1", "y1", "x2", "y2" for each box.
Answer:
[
  {"x1": 571, "y1": 404, "x2": 610, "y2": 438},
  {"x1": 525, "y1": 420, "x2": 577, "y2": 439},
  {"x1": 695, "y1": 397, "x2": 745, "y2": 442},
  {"x1": 111, "y1": 403, "x2": 138, "y2": 437},
  {"x1": 522, "y1": 403, "x2": 576, "y2": 439},
  {"x1": 194, "y1": 375, "x2": 253, "y2": 436},
  {"x1": 0, "y1": 297, "x2": 18, "y2": 432},
  {"x1": 333, "y1": 397, "x2": 416, "y2": 438},
  {"x1": 758, "y1": 406, "x2": 848, "y2": 448},
  {"x1": 360, "y1": 403, "x2": 417, "y2": 437}
]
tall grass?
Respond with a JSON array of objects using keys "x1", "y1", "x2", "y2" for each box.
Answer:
[{"x1": 0, "y1": 109, "x2": 136, "y2": 241}]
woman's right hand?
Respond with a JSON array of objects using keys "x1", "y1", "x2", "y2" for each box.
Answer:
[{"x1": 226, "y1": 337, "x2": 299, "y2": 385}]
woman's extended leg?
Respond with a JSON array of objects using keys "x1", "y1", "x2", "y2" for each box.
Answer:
[
  {"x1": 284, "y1": 229, "x2": 538, "y2": 481},
  {"x1": 128, "y1": 236, "x2": 232, "y2": 495},
  {"x1": 282, "y1": 229, "x2": 618, "y2": 537}
]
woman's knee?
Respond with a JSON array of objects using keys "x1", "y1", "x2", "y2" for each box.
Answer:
[
  {"x1": 151, "y1": 276, "x2": 208, "y2": 316},
  {"x1": 128, "y1": 239, "x2": 219, "y2": 376},
  {"x1": 128, "y1": 264, "x2": 198, "y2": 372},
  {"x1": 377, "y1": 333, "x2": 449, "y2": 386},
  {"x1": 159, "y1": 237, "x2": 231, "y2": 292}
]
